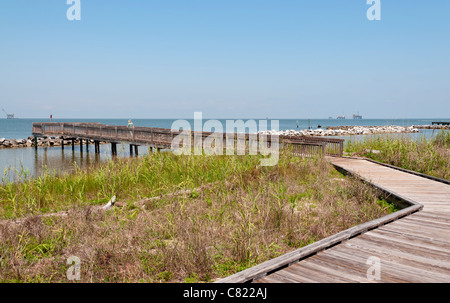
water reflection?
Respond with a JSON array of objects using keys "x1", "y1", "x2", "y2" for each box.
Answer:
[{"x1": 1, "y1": 143, "x2": 151, "y2": 183}]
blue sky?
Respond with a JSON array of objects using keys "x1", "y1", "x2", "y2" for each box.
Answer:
[{"x1": 0, "y1": 0, "x2": 449, "y2": 119}]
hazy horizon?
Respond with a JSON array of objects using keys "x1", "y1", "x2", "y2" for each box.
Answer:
[{"x1": 2, "y1": 117, "x2": 449, "y2": 121}]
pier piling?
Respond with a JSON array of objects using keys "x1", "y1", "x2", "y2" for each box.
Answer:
[
  {"x1": 94, "y1": 141, "x2": 100, "y2": 154},
  {"x1": 111, "y1": 142, "x2": 117, "y2": 156}
]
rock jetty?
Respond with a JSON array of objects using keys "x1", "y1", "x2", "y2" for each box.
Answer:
[
  {"x1": 259, "y1": 125, "x2": 419, "y2": 137},
  {"x1": 0, "y1": 136, "x2": 98, "y2": 149},
  {"x1": 413, "y1": 124, "x2": 450, "y2": 130}
]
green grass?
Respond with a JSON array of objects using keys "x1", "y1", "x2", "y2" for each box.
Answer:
[
  {"x1": 0, "y1": 152, "x2": 261, "y2": 219},
  {"x1": 345, "y1": 131, "x2": 450, "y2": 180}
]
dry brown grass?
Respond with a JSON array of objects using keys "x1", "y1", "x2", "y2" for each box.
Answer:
[{"x1": 0, "y1": 152, "x2": 392, "y2": 282}]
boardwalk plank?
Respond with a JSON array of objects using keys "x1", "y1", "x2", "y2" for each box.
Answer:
[
  {"x1": 318, "y1": 249, "x2": 410, "y2": 283},
  {"x1": 347, "y1": 237, "x2": 450, "y2": 273},
  {"x1": 384, "y1": 221, "x2": 450, "y2": 241},
  {"x1": 341, "y1": 242, "x2": 450, "y2": 282},
  {"x1": 377, "y1": 226, "x2": 450, "y2": 247},
  {"x1": 399, "y1": 216, "x2": 450, "y2": 229},
  {"x1": 412, "y1": 212, "x2": 450, "y2": 223},
  {"x1": 364, "y1": 229, "x2": 450, "y2": 254},
  {"x1": 287, "y1": 260, "x2": 359, "y2": 282},
  {"x1": 327, "y1": 245, "x2": 449, "y2": 283}
]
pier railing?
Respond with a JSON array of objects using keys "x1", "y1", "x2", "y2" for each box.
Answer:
[
  {"x1": 280, "y1": 135, "x2": 344, "y2": 157},
  {"x1": 32, "y1": 122, "x2": 344, "y2": 157}
]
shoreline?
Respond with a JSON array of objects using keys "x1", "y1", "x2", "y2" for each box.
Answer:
[{"x1": 0, "y1": 136, "x2": 106, "y2": 149}]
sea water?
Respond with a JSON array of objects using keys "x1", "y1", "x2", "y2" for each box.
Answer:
[{"x1": 0, "y1": 118, "x2": 448, "y2": 182}]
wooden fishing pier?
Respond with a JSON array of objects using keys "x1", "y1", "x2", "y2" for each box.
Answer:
[{"x1": 31, "y1": 122, "x2": 344, "y2": 157}]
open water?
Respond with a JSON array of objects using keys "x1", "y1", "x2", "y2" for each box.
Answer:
[{"x1": 0, "y1": 118, "x2": 448, "y2": 182}]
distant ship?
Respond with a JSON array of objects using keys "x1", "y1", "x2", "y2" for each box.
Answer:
[
  {"x1": 337, "y1": 115, "x2": 345, "y2": 120},
  {"x1": 353, "y1": 113, "x2": 362, "y2": 119}
]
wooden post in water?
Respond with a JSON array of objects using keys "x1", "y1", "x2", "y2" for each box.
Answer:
[
  {"x1": 72, "y1": 139, "x2": 75, "y2": 151},
  {"x1": 129, "y1": 144, "x2": 134, "y2": 156},
  {"x1": 80, "y1": 139, "x2": 83, "y2": 152},
  {"x1": 34, "y1": 137, "x2": 38, "y2": 150},
  {"x1": 134, "y1": 145, "x2": 138, "y2": 156},
  {"x1": 86, "y1": 139, "x2": 89, "y2": 152},
  {"x1": 61, "y1": 138, "x2": 64, "y2": 149},
  {"x1": 94, "y1": 141, "x2": 100, "y2": 154},
  {"x1": 111, "y1": 142, "x2": 117, "y2": 156}
]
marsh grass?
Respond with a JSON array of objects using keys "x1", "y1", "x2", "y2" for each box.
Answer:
[
  {"x1": 345, "y1": 131, "x2": 450, "y2": 180},
  {"x1": 0, "y1": 150, "x2": 393, "y2": 282},
  {"x1": 0, "y1": 152, "x2": 261, "y2": 219}
]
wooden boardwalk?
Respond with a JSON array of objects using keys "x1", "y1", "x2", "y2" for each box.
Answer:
[{"x1": 218, "y1": 157, "x2": 450, "y2": 283}]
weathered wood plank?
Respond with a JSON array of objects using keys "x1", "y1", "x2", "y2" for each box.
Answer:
[
  {"x1": 325, "y1": 246, "x2": 447, "y2": 283},
  {"x1": 346, "y1": 237, "x2": 450, "y2": 273},
  {"x1": 287, "y1": 259, "x2": 361, "y2": 282},
  {"x1": 384, "y1": 220, "x2": 450, "y2": 241},
  {"x1": 312, "y1": 250, "x2": 408, "y2": 283},
  {"x1": 340, "y1": 241, "x2": 450, "y2": 282},
  {"x1": 412, "y1": 211, "x2": 450, "y2": 223},
  {"x1": 399, "y1": 216, "x2": 450, "y2": 229},
  {"x1": 364, "y1": 229, "x2": 450, "y2": 254}
]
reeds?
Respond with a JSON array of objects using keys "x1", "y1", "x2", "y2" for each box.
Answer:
[
  {"x1": 0, "y1": 151, "x2": 261, "y2": 219},
  {"x1": 345, "y1": 131, "x2": 450, "y2": 180}
]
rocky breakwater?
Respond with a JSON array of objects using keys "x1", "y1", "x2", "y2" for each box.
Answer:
[
  {"x1": 259, "y1": 125, "x2": 419, "y2": 137},
  {"x1": 413, "y1": 124, "x2": 450, "y2": 130},
  {"x1": 0, "y1": 136, "x2": 96, "y2": 149}
]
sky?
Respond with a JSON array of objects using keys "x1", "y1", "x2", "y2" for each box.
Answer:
[{"x1": 0, "y1": 0, "x2": 449, "y2": 119}]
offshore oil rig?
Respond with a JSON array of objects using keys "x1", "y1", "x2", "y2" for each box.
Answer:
[
  {"x1": 2, "y1": 108, "x2": 15, "y2": 119},
  {"x1": 353, "y1": 112, "x2": 362, "y2": 119}
]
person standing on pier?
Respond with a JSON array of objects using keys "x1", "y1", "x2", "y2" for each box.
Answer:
[{"x1": 128, "y1": 119, "x2": 134, "y2": 138}]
